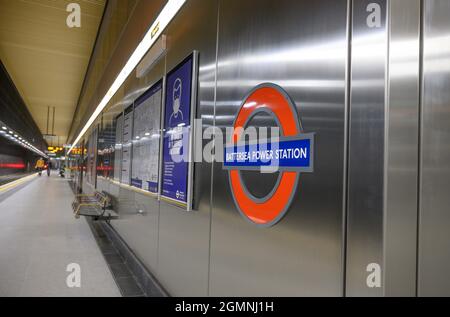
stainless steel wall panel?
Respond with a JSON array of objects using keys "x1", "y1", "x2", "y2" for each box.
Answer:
[
  {"x1": 346, "y1": 0, "x2": 387, "y2": 297},
  {"x1": 71, "y1": 0, "x2": 435, "y2": 296},
  {"x1": 156, "y1": 0, "x2": 218, "y2": 296},
  {"x1": 117, "y1": 186, "x2": 136, "y2": 215},
  {"x1": 112, "y1": 191, "x2": 160, "y2": 272},
  {"x1": 109, "y1": 60, "x2": 166, "y2": 274},
  {"x1": 418, "y1": 0, "x2": 450, "y2": 296},
  {"x1": 384, "y1": 0, "x2": 420, "y2": 297},
  {"x1": 108, "y1": 182, "x2": 120, "y2": 198},
  {"x1": 96, "y1": 177, "x2": 108, "y2": 192},
  {"x1": 346, "y1": 0, "x2": 421, "y2": 297},
  {"x1": 210, "y1": 0, "x2": 348, "y2": 296}
]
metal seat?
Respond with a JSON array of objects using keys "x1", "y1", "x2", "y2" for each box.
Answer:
[{"x1": 72, "y1": 191, "x2": 118, "y2": 221}]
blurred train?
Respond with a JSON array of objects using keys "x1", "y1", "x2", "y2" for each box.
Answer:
[{"x1": 0, "y1": 136, "x2": 36, "y2": 184}]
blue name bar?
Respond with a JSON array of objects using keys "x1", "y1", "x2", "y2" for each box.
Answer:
[{"x1": 223, "y1": 136, "x2": 313, "y2": 171}]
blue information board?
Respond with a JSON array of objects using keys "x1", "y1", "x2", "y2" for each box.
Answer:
[{"x1": 161, "y1": 55, "x2": 194, "y2": 205}]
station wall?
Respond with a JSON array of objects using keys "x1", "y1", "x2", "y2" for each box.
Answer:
[{"x1": 72, "y1": 0, "x2": 450, "y2": 296}]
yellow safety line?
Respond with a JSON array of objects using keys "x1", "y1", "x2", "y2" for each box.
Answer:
[
  {"x1": 160, "y1": 196, "x2": 187, "y2": 208},
  {"x1": 109, "y1": 179, "x2": 158, "y2": 198},
  {"x1": 124, "y1": 184, "x2": 158, "y2": 198},
  {"x1": 0, "y1": 173, "x2": 38, "y2": 193},
  {"x1": 110, "y1": 179, "x2": 121, "y2": 186}
]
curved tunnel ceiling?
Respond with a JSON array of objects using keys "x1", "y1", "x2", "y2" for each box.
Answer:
[{"x1": 0, "y1": 0, "x2": 106, "y2": 146}]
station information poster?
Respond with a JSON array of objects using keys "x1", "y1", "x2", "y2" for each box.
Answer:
[
  {"x1": 131, "y1": 80, "x2": 162, "y2": 193},
  {"x1": 121, "y1": 105, "x2": 133, "y2": 185},
  {"x1": 161, "y1": 55, "x2": 194, "y2": 205},
  {"x1": 113, "y1": 113, "x2": 123, "y2": 182}
]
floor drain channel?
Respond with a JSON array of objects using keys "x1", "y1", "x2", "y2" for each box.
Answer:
[{"x1": 87, "y1": 218, "x2": 145, "y2": 297}]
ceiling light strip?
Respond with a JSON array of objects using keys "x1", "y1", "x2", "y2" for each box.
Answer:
[
  {"x1": 68, "y1": 0, "x2": 187, "y2": 155},
  {"x1": 0, "y1": 123, "x2": 48, "y2": 158}
]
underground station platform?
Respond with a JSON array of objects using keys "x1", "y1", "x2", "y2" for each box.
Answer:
[{"x1": 0, "y1": 0, "x2": 450, "y2": 309}]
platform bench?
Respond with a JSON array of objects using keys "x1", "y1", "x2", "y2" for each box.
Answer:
[{"x1": 72, "y1": 191, "x2": 118, "y2": 221}]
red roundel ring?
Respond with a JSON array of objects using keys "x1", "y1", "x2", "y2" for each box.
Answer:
[{"x1": 228, "y1": 83, "x2": 301, "y2": 227}]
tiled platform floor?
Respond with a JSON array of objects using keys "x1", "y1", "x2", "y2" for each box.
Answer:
[{"x1": 0, "y1": 173, "x2": 121, "y2": 297}]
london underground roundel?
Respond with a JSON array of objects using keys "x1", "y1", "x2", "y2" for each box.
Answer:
[{"x1": 223, "y1": 83, "x2": 315, "y2": 227}]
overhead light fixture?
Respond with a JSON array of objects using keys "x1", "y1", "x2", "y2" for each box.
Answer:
[
  {"x1": 68, "y1": 0, "x2": 187, "y2": 154},
  {"x1": 0, "y1": 121, "x2": 48, "y2": 158}
]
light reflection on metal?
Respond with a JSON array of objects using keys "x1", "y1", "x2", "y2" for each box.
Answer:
[{"x1": 68, "y1": 0, "x2": 187, "y2": 155}]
